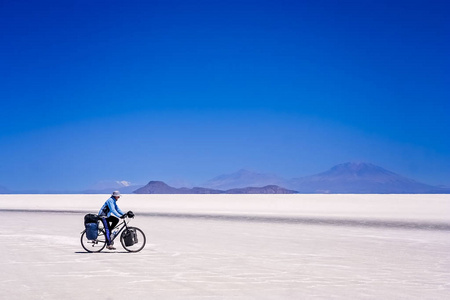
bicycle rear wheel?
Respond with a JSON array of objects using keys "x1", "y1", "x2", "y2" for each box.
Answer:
[
  {"x1": 120, "y1": 226, "x2": 146, "y2": 252},
  {"x1": 80, "y1": 228, "x2": 107, "y2": 253}
]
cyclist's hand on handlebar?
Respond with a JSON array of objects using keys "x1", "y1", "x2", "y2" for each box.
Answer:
[{"x1": 120, "y1": 214, "x2": 127, "y2": 219}]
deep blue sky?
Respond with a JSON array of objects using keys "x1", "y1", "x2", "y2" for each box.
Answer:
[{"x1": 1, "y1": 0, "x2": 449, "y2": 191}]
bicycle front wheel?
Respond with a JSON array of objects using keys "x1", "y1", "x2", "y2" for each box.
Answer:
[
  {"x1": 80, "y1": 228, "x2": 107, "y2": 253},
  {"x1": 120, "y1": 226, "x2": 146, "y2": 252}
]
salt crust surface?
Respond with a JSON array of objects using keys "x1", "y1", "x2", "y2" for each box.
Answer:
[
  {"x1": 1, "y1": 194, "x2": 449, "y2": 222},
  {"x1": 0, "y1": 195, "x2": 449, "y2": 299}
]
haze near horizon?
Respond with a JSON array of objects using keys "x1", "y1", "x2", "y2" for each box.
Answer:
[{"x1": 1, "y1": 0, "x2": 449, "y2": 191}]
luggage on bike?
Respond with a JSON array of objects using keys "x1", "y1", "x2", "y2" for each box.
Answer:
[
  {"x1": 84, "y1": 213, "x2": 99, "y2": 240},
  {"x1": 84, "y1": 213, "x2": 98, "y2": 224},
  {"x1": 123, "y1": 228, "x2": 138, "y2": 246},
  {"x1": 85, "y1": 223, "x2": 99, "y2": 240}
]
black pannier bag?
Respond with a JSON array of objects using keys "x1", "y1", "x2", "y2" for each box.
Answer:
[
  {"x1": 84, "y1": 214, "x2": 99, "y2": 240},
  {"x1": 123, "y1": 228, "x2": 137, "y2": 246},
  {"x1": 84, "y1": 213, "x2": 98, "y2": 225},
  {"x1": 132, "y1": 229, "x2": 138, "y2": 244}
]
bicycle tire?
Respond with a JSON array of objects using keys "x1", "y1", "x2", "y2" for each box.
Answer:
[
  {"x1": 120, "y1": 226, "x2": 146, "y2": 252},
  {"x1": 80, "y1": 228, "x2": 107, "y2": 253}
]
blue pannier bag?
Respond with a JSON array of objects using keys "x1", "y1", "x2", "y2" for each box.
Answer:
[{"x1": 85, "y1": 223, "x2": 99, "y2": 240}]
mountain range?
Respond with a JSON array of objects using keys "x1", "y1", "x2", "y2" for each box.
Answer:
[
  {"x1": 82, "y1": 180, "x2": 142, "y2": 194},
  {"x1": 1, "y1": 162, "x2": 449, "y2": 194},
  {"x1": 287, "y1": 162, "x2": 444, "y2": 194},
  {"x1": 133, "y1": 181, "x2": 297, "y2": 194},
  {"x1": 133, "y1": 162, "x2": 449, "y2": 194},
  {"x1": 202, "y1": 169, "x2": 286, "y2": 190}
]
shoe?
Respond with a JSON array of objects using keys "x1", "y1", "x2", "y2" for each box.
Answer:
[{"x1": 106, "y1": 245, "x2": 116, "y2": 250}]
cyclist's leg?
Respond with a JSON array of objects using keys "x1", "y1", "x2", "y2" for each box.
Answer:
[
  {"x1": 100, "y1": 217, "x2": 112, "y2": 245},
  {"x1": 107, "y1": 215, "x2": 119, "y2": 230}
]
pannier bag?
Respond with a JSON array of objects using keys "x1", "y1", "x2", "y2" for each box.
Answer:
[
  {"x1": 84, "y1": 213, "x2": 99, "y2": 240},
  {"x1": 85, "y1": 223, "x2": 99, "y2": 240},
  {"x1": 123, "y1": 229, "x2": 138, "y2": 246},
  {"x1": 84, "y1": 213, "x2": 98, "y2": 225},
  {"x1": 132, "y1": 229, "x2": 138, "y2": 244}
]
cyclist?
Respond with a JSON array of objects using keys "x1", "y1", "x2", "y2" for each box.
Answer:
[{"x1": 98, "y1": 191, "x2": 126, "y2": 250}]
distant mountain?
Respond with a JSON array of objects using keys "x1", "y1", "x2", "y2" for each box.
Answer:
[
  {"x1": 133, "y1": 181, "x2": 224, "y2": 194},
  {"x1": 226, "y1": 185, "x2": 298, "y2": 194},
  {"x1": 288, "y1": 162, "x2": 439, "y2": 194},
  {"x1": 203, "y1": 169, "x2": 286, "y2": 190},
  {"x1": 83, "y1": 180, "x2": 143, "y2": 194},
  {"x1": 133, "y1": 181, "x2": 297, "y2": 194}
]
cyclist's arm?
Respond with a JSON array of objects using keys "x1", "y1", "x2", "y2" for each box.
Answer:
[
  {"x1": 114, "y1": 202, "x2": 125, "y2": 217},
  {"x1": 107, "y1": 199, "x2": 123, "y2": 218}
]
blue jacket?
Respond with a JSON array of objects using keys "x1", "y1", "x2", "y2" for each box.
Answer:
[{"x1": 98, "y1": 197, "x2": 125, "y2": 218}]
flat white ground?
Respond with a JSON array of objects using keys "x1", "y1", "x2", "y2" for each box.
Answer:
[{"x1": 0, "y1": 195, "x2": 449, "y2": 299}]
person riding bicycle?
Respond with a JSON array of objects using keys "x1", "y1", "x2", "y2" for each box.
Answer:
[{"x1": 98, "y1": 191, "x2": 127, "y2": 250}]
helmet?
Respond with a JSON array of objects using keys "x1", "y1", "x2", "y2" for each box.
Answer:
[
  {"x1": 112, "y1": 191, "x2": 121, "y2": 197},
  {"x1": 127, "y1": 211, "x2": 135, "y2": 218}
]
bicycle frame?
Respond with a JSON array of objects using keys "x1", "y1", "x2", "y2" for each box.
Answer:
[{"x1": 99, "y1": 217, "x2": 131, "y2": 242}]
